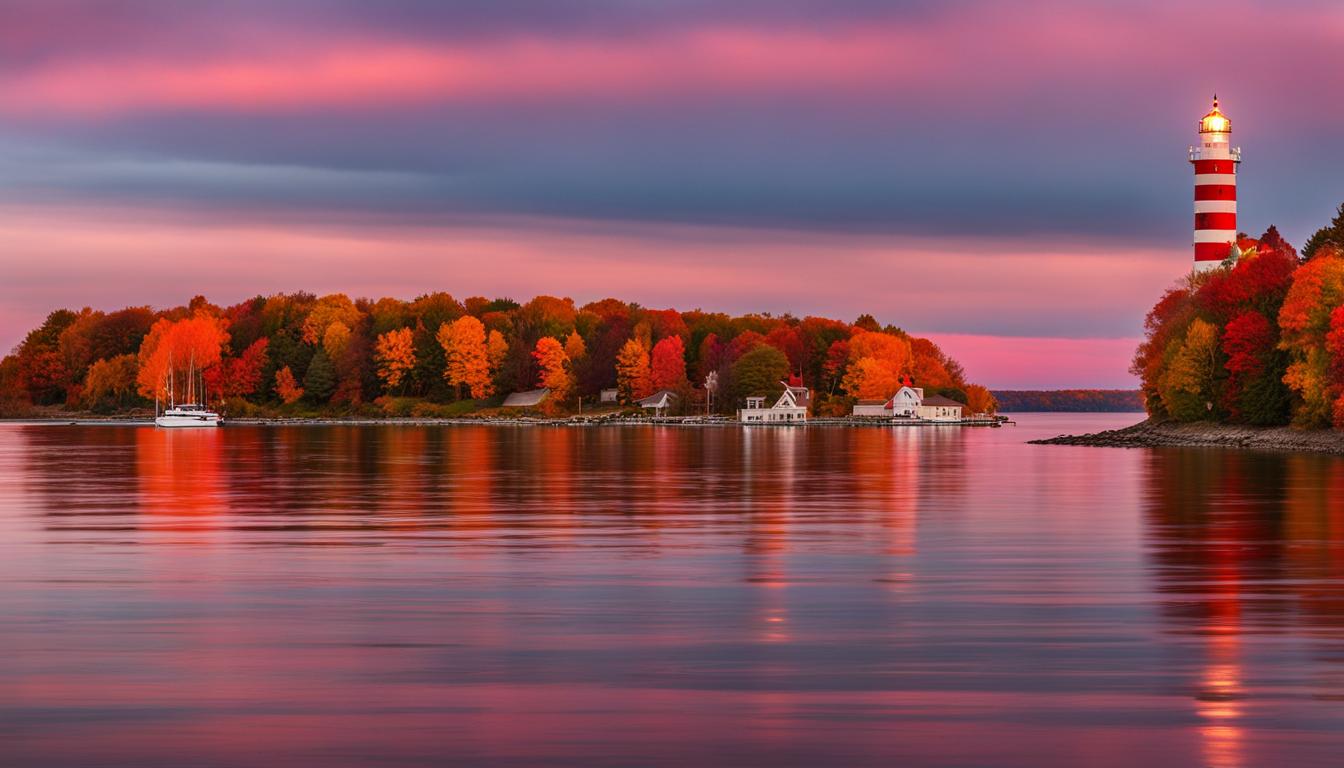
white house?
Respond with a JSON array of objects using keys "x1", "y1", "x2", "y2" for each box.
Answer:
[
  {"x1": 599, "y1": 388, "x2": 619, "y2": 404},
  {"x1": 739, "y1": 381, "x2": 809, "y2": 423},
  {"x1": 916, "y1": 393, "x2": 965, "y2": 422},
  {"x1": 890, "y1": 386, "x2": 923, "y2": 416},
  {"x1": 852, "y1": 386, "x2": 924, "y2": 418},
  {"x1": 637, "y1": 389, "x2": 678, "y2": 416}
]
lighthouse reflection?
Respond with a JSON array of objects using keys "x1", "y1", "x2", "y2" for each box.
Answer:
[{"x1": 1142, "y1": 448, "x2": 1344, "y2": 768}]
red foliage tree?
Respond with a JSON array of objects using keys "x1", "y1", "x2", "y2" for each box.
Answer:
[{"x1": 650, "y1": 335, "x2": 689, "y2": 393}]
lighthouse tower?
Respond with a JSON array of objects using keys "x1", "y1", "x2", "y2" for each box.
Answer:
[{"x1": 1189, "y1": 96, "x2": 1242, "y2": 272}]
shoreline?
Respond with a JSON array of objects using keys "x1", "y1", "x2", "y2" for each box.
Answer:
[
  {"x1": 1031, "y1": 418, "x2": 1344, "y2": 455},
  {"x1": 0, "y1": 414, "x2": 1009, "y2": 429}
]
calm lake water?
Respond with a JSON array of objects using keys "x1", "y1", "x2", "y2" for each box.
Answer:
[{"x1": 2, "y1": 414, "x2": 1343, "y2": 767}]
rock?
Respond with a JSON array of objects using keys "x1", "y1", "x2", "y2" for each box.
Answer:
[{"x1": 1029, "y1": 419, "x2": 1344, "y2": 454}]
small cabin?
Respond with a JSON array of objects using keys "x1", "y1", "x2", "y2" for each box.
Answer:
[
  {"x1": 599, "y1": 388, "x2": 619, "y2": 404},
  {"x1": 916, "y1": 393, "x2": 964, "y2": 422}
]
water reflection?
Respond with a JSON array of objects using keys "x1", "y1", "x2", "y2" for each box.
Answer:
[
  {"x1": 1142, "y1": 448, "x2": 1344, "y2": 768},
  {"x1": 2, "y1": 419, "x2": 1343, "y2": 767}
]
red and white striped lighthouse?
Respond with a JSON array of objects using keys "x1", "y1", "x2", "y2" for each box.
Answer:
[{"x1": 1189, "y1": 95, "x2": 1241, "y2": 272}]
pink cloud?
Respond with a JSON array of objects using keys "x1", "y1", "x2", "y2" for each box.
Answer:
[{"x1": 2, "y1": 4, "x2": 1339, "y2": 117}]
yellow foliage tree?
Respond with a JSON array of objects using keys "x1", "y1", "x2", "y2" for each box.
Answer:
[
  {"x1": 564, "y1": 330, "x2": 587, "y2": 362},
  {"x1": 322, "y1": 321, "x2": 352, "y2": 360},
  {"x1": 373, "y1": 327, "x2": 416, "y2": 392},
  {"x1": 301, "y1": 294, "x2": 361, "y2": 347},
  {"x1": 486, "y1": 330, "x2": 509, "y2": 376},
  {"x1": 83, "y1": 354, "x2": 138, "y2": 408},
  {"x1": 615, "y1": 337, "x2": 652, "y2": 402},
  {"x1": 1158, "y1": 318, "x2": 1219, "y2": 421}
]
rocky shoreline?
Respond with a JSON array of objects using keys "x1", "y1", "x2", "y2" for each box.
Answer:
[{"x1": 1031, "y1": 418, "x2": 1344, "y2": 455}]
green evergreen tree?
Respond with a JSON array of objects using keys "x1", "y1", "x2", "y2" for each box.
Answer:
[
  {"x1": 1302, "y1": 202, "x2": 1344, "y2": 261},
  {"x1": 303, "y1": 348, "x2": 337, "y2": 402}
]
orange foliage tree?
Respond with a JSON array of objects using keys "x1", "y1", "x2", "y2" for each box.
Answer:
[
  {"x1": 437, "y1": 316, "x2": 494, "y2": 399},
  {"x1": 963, "y1": 384, "x2": 997, "y2": 415},
  {"x1": 135, "y1": 313, "x2": 231, "y2": 401},
  {"x1": 1278, "y1": 248, "x2": 1344, "y2": 427},
  {"x1": 564, "y1": 330, "x2": 587, "y2": 362},
  {"x1": 274, "y1": 366, "x2": 304, "y2": 404},
  {"x1": 842, "y1": 330, "x2": 912, "y2": 400},
  {"x1": 373, "y1": 328, "x2": 416, "y2": 393},
  {"x1": 533, "y1": 337, "x2": 572, "y2": 400},
  {"x1": 615, "y1": 338, "x2": 652, "y2": 402}
]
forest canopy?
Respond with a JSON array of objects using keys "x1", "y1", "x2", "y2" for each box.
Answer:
[
  {"x1": 0, "y1": 293, "x2": 990, "y2": 418},
  {"x1": 1134, "y1": 209, "x2": 1344, "y2": 429}
]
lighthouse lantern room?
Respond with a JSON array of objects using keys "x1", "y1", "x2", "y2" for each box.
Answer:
[{"x1": 1189, "y1": 96, "x2": 1242, "y2": 272}]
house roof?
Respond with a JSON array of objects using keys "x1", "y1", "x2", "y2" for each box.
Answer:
[
  {"x1": 637, "y1": 389, "x2": 679, "y2": 407},
  {"x1": 502, "y1": 388, "x2": 550, "y2": 407},
  {"x1": 921, "y1": 394, "x2": 965, "y2": 408}
]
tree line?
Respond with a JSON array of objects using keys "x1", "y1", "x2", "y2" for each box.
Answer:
[
  {"x1": 0, "y1": 292, "x2": 995, "y2": 417},
  {"x1": 1133, "y1": 203, "x2": 1344, "y2": 428}
]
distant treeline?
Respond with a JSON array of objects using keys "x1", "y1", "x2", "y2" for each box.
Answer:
[
  {"x1": 0, "y1": 291, "x2": 995, "y2": 418},
  {"x1": 992, "y1": 390, "x2": 1144, "y2": 413}
]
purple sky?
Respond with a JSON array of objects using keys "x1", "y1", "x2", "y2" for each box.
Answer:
[{"x1": 2, "y1": 0, "x2": 1342, "y2": 387}]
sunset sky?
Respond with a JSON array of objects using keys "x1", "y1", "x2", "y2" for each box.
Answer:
[{"x1": 2, "y1": 0, "x2": 1342, "y2": 387}]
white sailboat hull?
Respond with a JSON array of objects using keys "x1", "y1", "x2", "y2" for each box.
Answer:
[{"x1": 155, "y1": 413, "x2": 222, "y2": 428}]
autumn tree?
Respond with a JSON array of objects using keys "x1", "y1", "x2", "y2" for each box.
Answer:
[
  {"x1": 301, "y1": 294, "x2": 360, "y2": 349},
  {"x1": 135, "y1": 312, "x2": 231, "y2": 401},
  {"x1": 438, "y1": 316, "x2": 495, "y2": 399},
  {"x1": 564, "y1": 330, "x2": 587, "y2": 363},
  {"x1": 963, "y1": 384, "x2": 997, "y2": 416},
  {"x1": 842, "y1": 330, "x2": 912, "y2": 400},
  {"x1": 204, "y1": 338, "x2": 270, "y2": 403},
  {"x1": 1158, "y1": 318, "x2": 1221, "y2": 421},
  {"x1": 842, "y1": 357, "x2": 903, "y2": 400},
  {"x1": 533, "y1": 336, "x2": 572, "y2": 401},
  {"x1": 374, "y1": 328, "x2": 416, "y2": 393},
  {"x1": 615, "y1": 338, "x2": 652, "y2": 403},
  {"x1": 274, "y1": 366, "x2": 304, "y2": 404},
  {"x1": 649, "y1": 335, "x2": 689, "y2": 393},
  {"x1": 82, "y1": 355, "x2": 139, "y2": 411},
  {"x1": 1279, "y1": 248, "x2": 1344, "y2": 427},
  {"x1": 14, "y1": 309, "x2": 78, "y2": 404}
]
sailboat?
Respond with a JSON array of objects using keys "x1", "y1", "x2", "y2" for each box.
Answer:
[{"x1": 155, "y1": 350, "x2": 222, "y2": 428}]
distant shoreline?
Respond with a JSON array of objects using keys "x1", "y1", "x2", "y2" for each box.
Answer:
[
  {"x1": 0, "y1": 414, "x2": 1008, "y2": 429},
  {"x1": 1031, "y1": 419, "x2": 1344, "y2": 455}
]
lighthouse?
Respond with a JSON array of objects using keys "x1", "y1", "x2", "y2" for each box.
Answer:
[{"x1": 1189, "y1": 96, "x2": 1241, "y2": 272}]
